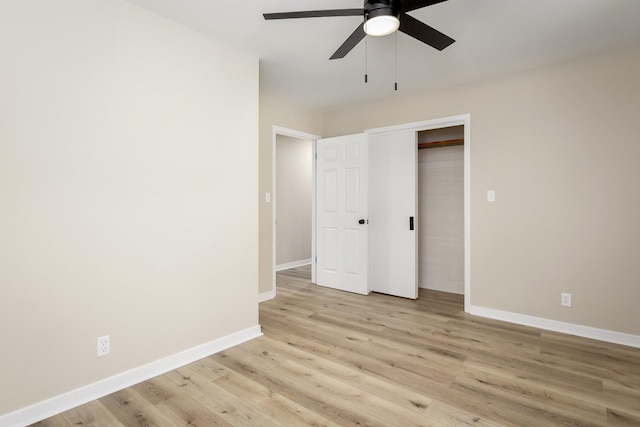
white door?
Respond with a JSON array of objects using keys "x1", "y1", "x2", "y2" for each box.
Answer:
[
  {"x1": 369, "y1": 130, "x2": 418, "y2": 299},
  {"x1": 316, "y1": 133, "x2": 369, "y2": 295}
]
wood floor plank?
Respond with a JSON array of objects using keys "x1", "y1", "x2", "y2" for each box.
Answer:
[
  {"x1": 422, "y1": 400, "x2": 503, "y2": 427},
  {"x1": 30, "y1": 417, "x2": 71, "y2": 427},
  {"x1": 463, "y1": 349, "x2": 605, "y2": 396},
  {"x1": 275, "y1": 359, "x2": 431, "y2": 427},
  {"x1": 334, "y1": 343, "x2": 455, "y2": 398},
  {"x1": 241, "y1": 336, "x2": 433, "y2": 415},
  {"x1": 376, "y1": 335, "x2": 466, "y2": 371},
  {"x1": 212, "y1": 363, "x2": 340, "y2": 427},
  {"x1": 32, "y1": 266, "x2": 640, "y2": 426},
  {"x1": 184, "y1": 353, "x2": 232, "y2": 382},
  {"x1": 131, "y1": 376, "x2": 175, "y2": 406},
  {"x1": 155, "y1": 392, "x2": 234, "y2": 426},
  {"x1": 99, "y1": 387, "x2": 177, "y2": 426},
  {"x1": 163, "y1": 365, "x2": 283, "y2": 426},
  {"x1": 259, "y1": 310, "x2": 371, "y2": 353},
  {"x1": 606, "y1": 407, "x2": 640, "y2": 426},
  {"x1": 60, "y1": 400, "x2": 124, "y2": 427},
  {"x1": 447, "y1": 376, "x2": 599, "y2": 427},
  {"x1": 602, "y1": 380, "x2": 640, "y2": 416},
  {"x1": 260, "y1": 324, "x2": 347, "y2": 360},
  {"x1": 540, "y1": 337, "x2": 640, "y2": 380},
  {"x1": 456, "y1": 367, "x2": 608, "y2": 425},
  {"x1": 211, "y1": 349, "x2": 356, "y2": 425}
]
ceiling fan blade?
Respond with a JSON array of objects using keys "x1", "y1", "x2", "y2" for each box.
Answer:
[
  {"x1": 399, "y1": 0, "x2": 448, "y2": 13},
  {"x1": 330, "y1": 23, "x2": 366, "y2": 60},
  {"x1": 264, "y1": 9, "x2": 363, "y2": 20},
  {"x1": 399, "y1": 13, "x2": 454, "y2": 51}
]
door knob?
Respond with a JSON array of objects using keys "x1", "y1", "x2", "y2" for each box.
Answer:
[{"x1": 358, "y1": 219, "x2": 366, "y2": 225}]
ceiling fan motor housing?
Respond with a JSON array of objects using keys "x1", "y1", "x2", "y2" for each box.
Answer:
[
  {"x1": 365, "y1": 0, "x2": 400, "y2": 19},
  {"x1": 364, "y1": 0, "x2": 401, "y2": 36}
]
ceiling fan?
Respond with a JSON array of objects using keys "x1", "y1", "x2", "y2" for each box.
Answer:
[{"x1": 263, "y1": 0, "x2": 455, "y2": 60}]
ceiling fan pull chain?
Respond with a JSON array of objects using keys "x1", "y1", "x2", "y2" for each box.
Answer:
[
  {"x1": 394, "y1": 31, "x2": 398, "y2": 91},
  {"x1": 365, "y1": 36, "x2": 368, "y2": 83}
]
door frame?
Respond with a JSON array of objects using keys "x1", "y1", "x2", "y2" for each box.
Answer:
[
  {"x1": 271, "y1": 126, "x2": 321, "y2": 293},
  {"x1": 366, "y1": 113, "x2": 471, "y2": 311}
]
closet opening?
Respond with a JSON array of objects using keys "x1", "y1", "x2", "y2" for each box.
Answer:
[{"x1": 417, "y1": 125, "x2": 465, "y2": 295}]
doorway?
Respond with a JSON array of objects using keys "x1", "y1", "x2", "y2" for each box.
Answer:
[
  {"x1": 271, "y1": 126, "x2": 321, "y2": 295},
  {"x1": 275, "y1": 134, "x2": 313, "y2": 271}
]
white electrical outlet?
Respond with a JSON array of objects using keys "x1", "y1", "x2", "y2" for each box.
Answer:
[
  {"x1": 561, "y1": 293, "x2": 572, "y2": 307},
  {"x1": 97, "y1": 335, "x2": 110, "y2": 357}
]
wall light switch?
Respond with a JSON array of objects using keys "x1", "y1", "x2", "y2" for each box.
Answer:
[
  {"x1": 487, "y1": 190, "x2": 496, "y2": 202},
  {"x1": 265, "y1": 193, "x2": 271, "y2": 203}
]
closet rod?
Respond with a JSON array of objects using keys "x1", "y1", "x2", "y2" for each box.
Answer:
[{"x1": 418, "y1": 138, "x2": 464, "y2": 150}]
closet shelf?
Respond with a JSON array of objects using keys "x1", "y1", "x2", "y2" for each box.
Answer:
[{"x1": 418, "y1": 138, "x2": 464, "y2": 149}]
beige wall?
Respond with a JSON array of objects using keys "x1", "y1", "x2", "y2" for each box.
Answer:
[
  {"x1": 276, "y1": 135, "x2": 313, "y2": 266},
  {"x1": 324, "y1": 46, "x2": 640, "y2": 336},
  {"x1": 0, "y1": 0, "x2": 258, "y2": 415},
  {"x1": 258, "y1": 87, "x2": 323, "y2": 294}
]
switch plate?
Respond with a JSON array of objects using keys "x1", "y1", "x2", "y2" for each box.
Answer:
[
  {"x1": 487, "y1": 190, "x2": 496, "y2": 202},
  {"x1": 265, "y1": 193, "x2": 271, "y2": 203}
]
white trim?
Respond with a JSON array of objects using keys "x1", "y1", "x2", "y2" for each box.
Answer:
[
  {"x1": 365, "y1": 114, "x2": 471, "y2": 136},
  {"x1": 259, "y1": 289, "x2": 276, "y2": 302},
  {"x1": 463, "y1": 119, "x2": 471, "y2": 312},
  {"x1": 468, "y1": 305, "x2": 640, "y2": 349},
  {"x1": 271, "y1": 126, "x2": 321, "y2": 295},
  {"x1": 275, "y1": 259, "x2": 312, "y2": 271},
  {"x1": 365, "y1": 114, "x2": 472, "y2": 311},
  {"x1": 311, "y1": 138, "x2": 317, "y2": 285},
  {"x1": 1, "y1": 326, "x2": 262, "y2": 427}
]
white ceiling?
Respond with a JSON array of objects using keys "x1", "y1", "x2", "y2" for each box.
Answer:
[{"x1": 126, "y1": 0, "x2": 640, "y2": 112}]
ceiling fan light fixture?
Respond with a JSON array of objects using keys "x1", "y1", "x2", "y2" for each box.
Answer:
[{"x1": 364, "y1": 8, "x2": 399, "y2": 36}]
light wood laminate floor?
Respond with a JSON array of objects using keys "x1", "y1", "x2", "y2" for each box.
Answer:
[{"x1": 34, "y1": 266, "x2": 640, "y2": 426}]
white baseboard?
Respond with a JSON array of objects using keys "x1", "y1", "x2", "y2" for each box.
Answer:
[
  {"x1": 275, "y1": 259, "x2": 311, "y2": 271},
  {"x1": 1, "y1": 325, "x2": 262, "y2": 427},
  {"x1": 468, "y1": 305, "x2": 640, "y2": 348},
  {"x1": 259, "y1": 289, "x2": 276, "y2": 302}
]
